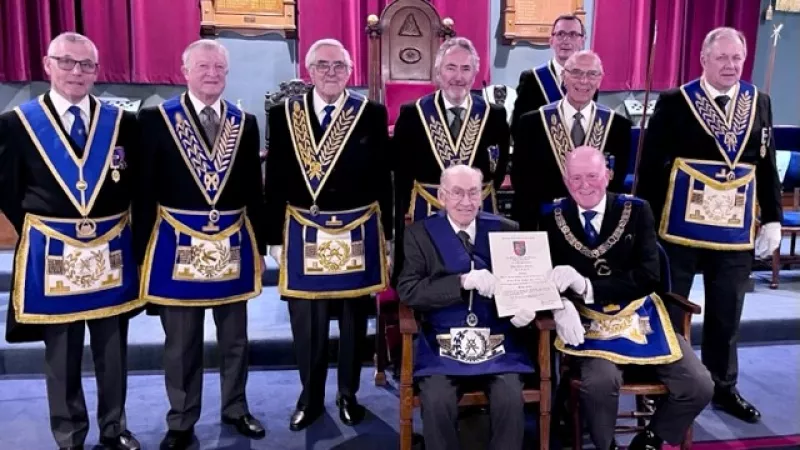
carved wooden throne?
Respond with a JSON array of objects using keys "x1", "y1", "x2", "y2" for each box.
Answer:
[{"x1": 366, "y1": 0, "x2": 455, "y2": 131}]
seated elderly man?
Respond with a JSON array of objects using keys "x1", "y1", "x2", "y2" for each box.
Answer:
[
  {"x1": 397, "y1": 164, "x2": 538, "y2": 450},
  {"x1": 542, "y1": 146, "x2": 714, "y2": 450}
]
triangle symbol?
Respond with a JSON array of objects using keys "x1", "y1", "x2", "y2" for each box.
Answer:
[{"x1": 399, "y1": 13, "x2": 423, "y2": 37}]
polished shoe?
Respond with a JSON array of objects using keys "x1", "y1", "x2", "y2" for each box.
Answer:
[
  {"x1": 159, "y1": 429, "x2": 194, "y2": 450},
  {"x1": 223, "y1": 413, "x2": 266, "y2": 439},
  {"x1": 289, "y1": 407, "x2": 322, "y2": 431},
  {"x1": 713, "y1": 389, "x2": 761, "y2": 423},
  {"x1": 628, "y1": 429, "x2": 663, "y2": 450},
  {"x1": 100, "y1": 430, "x2": 141, "y2": 450},
  {"x1": 336, "y1": 395, "x2": 365, "y2": 426}
]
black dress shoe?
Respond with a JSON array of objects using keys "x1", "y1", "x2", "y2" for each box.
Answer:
[
  {"x1": 336, "y1": 395, "x2": 365, "y2": 426},
  {"x1": 101, "y1": 430, "x2": 141, "y2": 450},
  {"x1": 713, "y1": 389, "x2": 761, "y2": 423},
  {"x1": 289, "y1": 407, "x2": 322, "y2": 431},
  {"x1": 60, "y1": 446, "x2": 83, "y2": 450},
  {"x1": 628, "y1": 429, "x2": 663, "y2": 450},
  {"x1": 159, "y1": 429, "x2": 194, "y2": 450},
  {"x1": 223, "y1": 413, "x2": 266, "y2": 439}
]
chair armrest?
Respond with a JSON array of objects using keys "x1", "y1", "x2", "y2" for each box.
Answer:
[
  {"x1": 534, "y1": 312, "x2": 556, "y2": 331},
  {"x1": 660, "y1": 292, "x2": 702, "y2": 315},
  {"x1": 399, "y1": 301, "x2": 419, "y2": 335}
]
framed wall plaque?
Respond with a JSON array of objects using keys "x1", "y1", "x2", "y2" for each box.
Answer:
[
  {"x1": 776, "y1": 0, "x2": 800, "y2": 12},
  {"x1": 200, "y1": 0, "x2": 297, "y2": 38},
  {"x1": 504, "y1": 0, "x2": 586, "y2": 46}
]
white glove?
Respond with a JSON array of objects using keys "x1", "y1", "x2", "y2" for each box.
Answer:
[
  {"x1": 510, "y1": 304, "x2": 537, "y2": 328},
  {"x1": 553, "y1": 299, "x2": 585, "y2": 346},
  {"x1": 268, "y1": 245, "x2": 283, "y2": 267},
  {"x1": 755, "y1": 222, "x2": 782, "y2": 259},
  {"x1": 461, "y1": 269, "x2": 498, "y2": 297},
  {"x1": 549, "y1": 265, "x2": 588, "y2": 296}
]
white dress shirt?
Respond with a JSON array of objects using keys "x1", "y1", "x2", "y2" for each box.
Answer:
[
  {"x1": 448, "y1": 215, "x2": 476, "y2": 245},
  {"x1": 577, "y1": 194, "x2": 607, "y2": 234},
  {"x1": 703, "y1": 79, "x2": 737, "y2": 115},
  {"x1": 561, "y1": 99, "x2": 594, "y2": 135},
  {"x1": 49, "y1": 90, "x2": 90, "y2": 137},
  {"x1": 188, "y1": 90, "x2": 222, "y2": 119},
  {"x1": 442, "y1": 94, "x2": 469, "y2": 126},
  {"x1": 312, "y1": 88, "x2": 346, "y2": 125},
  {"x1": 551, "y1": 58, "x2": 566, "y2": 87}
]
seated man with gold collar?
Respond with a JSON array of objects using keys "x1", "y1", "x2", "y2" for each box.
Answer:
[
  {"x1": 542, "y1": 146, "x2": 713, "y2": 450},
  {"x1": 397, "y1": 164, "x2": 537, "y2": 450}
]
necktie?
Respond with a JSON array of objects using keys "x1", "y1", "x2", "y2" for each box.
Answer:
[
  {"x1": 449, "y1": 106, "x2": 465, "y2": 139},
  {"x1": 571, "y1": 111, "x2": 585, "y2": 146},
  {"x1": 199, "y1": 106, "x2": 219, "y2": 144},
  {"x1": 320, "y1": 104, "x2": 335, "y2": 131},
  {"x1": 714, "y1": 95, "x2": 730, "y2": 113},
  {"x1": 457, "y1": 230, "x2": 474, "y2": 257},
  {"x1": 68, "y1": 105, "x2": 87, "y2": 150},
  {"x1": 582, "y1": 210, "x2": 599, "y2": 246}
]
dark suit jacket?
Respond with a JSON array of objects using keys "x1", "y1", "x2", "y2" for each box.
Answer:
[
  {"x1": 0, "y1": 92, "x2": 140, "y2": 342},
  {"x1": 511, "y1": 63, "x2": 599, "y2": 142},
  {"x1": 540, "y1": 193, "x2": 660, "y2": 306},
  {"x1": 392, "y1": 92, "x2": 510, "y2": 284},
  {"x1": 512, "y1": 103, "x2": 631, "y2": 231},
  {"x1": 134, "y1": 92, "x2": 266, "y2": 264},
  {"x1": 637, "y1": 86, "x2": 782, "y2": 225},
  {"x1": 263, "y1": 89, "x2": 393, "y2": 246},
  {"x1": 397, "y1": 214, "x2": 518, "y2": 312}
]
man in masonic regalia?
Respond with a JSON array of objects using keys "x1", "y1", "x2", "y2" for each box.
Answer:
[
  {"x1": 638, "y1": 27, "x2": 783, "y2": 424},
  {"x1": 135, "y1": 39, "x2": 267, "y2": 449},
  {"x1": 542, "y1": 146, "x2": 714, "y2": 450},
  {"x1": 263, "y1": 38, "x2": 393, "y2": 431},
  {"x1": 0, "y1": 32, "x2": 142, "y2": 450}
]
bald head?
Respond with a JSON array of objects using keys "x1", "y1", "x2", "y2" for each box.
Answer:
[{"x1": 564, "y1": 146, "x2": 609, "y2": 209}]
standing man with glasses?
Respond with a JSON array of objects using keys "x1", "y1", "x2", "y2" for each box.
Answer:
[
  {"x1": 0, "y1": 32, "x2": 143, "y2": 450},
  {"x1": 135, "y1": 39, "x2": 267, "y2": 449},
  {"x1": 511, "y1": 14, "x2": 595, "y2": 140},
  {"x1": 512, "y1": 50, "x2": 631, "y2": 231},
  {"x1": 263, "y1": 38, "x2": 393, "y2": 431},
  {"x1": 392, "y1": 37, "x2": 510, "y2": 283},
  {"x1": 638, "y1": 27, "x2": 782, "y2": 424}
]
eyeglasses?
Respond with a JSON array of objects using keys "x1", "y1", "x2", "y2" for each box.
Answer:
[
  {"x1": 312, "y1": 62, "x2": 350, "y2": 74},
  {"x1": 193, "y1": 62, "x2": 228, "y2": 74},
  {"x1": 443, "y1": 188, "x2": 482, "y2": 201},
  {"x1": 49, "y1": 56, "x2": 98, "y2": 74},
  {"x1": 565, "y1": 68, "x2": 602, "y2": 80},
  {"x1": 551, "y1": 31, "x2": 584, "y2": 40}
]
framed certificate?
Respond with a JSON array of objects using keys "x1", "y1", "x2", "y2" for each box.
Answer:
[
  {"x1": 200, "y1": 0, "x2": 297, "y2": 38},
  {"x1": 489, "y1": 231, "x2": 563, "y2": 317}
]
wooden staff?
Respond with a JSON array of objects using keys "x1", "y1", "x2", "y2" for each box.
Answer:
[
  {"x1": 763, "y1": 23, "x2": 783, "y2": 95},
  {"x1": 631, "y1": 19, "x2": 658, "y2": 196}
]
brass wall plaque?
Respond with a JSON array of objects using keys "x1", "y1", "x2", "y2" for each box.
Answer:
[
  {"x1": 200, "y1": 0, "x2": 296, "y2": 38},
  {"x1": 776, "y1": 0, "x2": 800, "y2": 12},
  {"x1": 504, "y1": 0, "x2": 586, "y2": 46}
]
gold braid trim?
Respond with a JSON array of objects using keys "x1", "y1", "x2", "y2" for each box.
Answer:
[
  {"x1": 175, "y1": 114, "x2": 211, "y2": 179},
  {"x1": 547, "y1": 113, "x2": 571, "y2": 175},
  {"x1": 290, "y1": 102, "x2": 319, "y2": 178},
  {"x1": 316, "y1": 105, "x2": 356, "y2": 176},
  {"x1": 212, "y1": 116, "x2": 240, "y2": 172}
]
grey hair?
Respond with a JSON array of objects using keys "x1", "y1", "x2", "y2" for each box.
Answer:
[
  {"x1": 564, "y1": 49, "x2": 603, "y2": 72},
  {"x1": 182, "y1": 39, "x2": 229, "y2": 67},
  {"x1": 440, "y1": 164, "x2": 483, "y2": 187},
  {"x1": 433, "y1": 37, "x2": 480, "y2": 75},
  {"x1": 304, "y1": 38, "x2": 353, "y2": 71},
  {"x1": 48, "y1": 32, "x2": 99, "y2": 62},
  {"x1": 701, "y1": 27, "x2": 747, "y2": 58}
]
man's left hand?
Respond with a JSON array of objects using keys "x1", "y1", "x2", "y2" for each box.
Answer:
[
  {"x1": 755, "y1": 222, "x2": 782, "y2": 259},
  {"x1": 549, "y1": 265, "x2": 588, "y2": 295}
]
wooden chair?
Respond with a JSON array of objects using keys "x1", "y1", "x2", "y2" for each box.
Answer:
[
  {"x1": 769, "y1": 150, "x2": 800, "y2": 289},
  {"x1": 566, "y1": 243, "x2": 702, "y2": 450},
  {"x1": 398, "y1": 301, "x2": 555, "y2": 450},
  {"x1": 365, "y1": 0, "x2": 455, "y2": 131}
]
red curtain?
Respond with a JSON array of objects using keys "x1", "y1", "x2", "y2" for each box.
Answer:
[
  {"x1": 297, "y1": 0, "x2": 491, "y2": 87},
  {"x1": 0, "y1": 0, "x2": 198, "y2": 84},
  {"x1": 0, "y1": 0, "x2": 78, "y2": 82},
  {"x1": 592, "y1": 0, "x2": 761, "y2": 91}
]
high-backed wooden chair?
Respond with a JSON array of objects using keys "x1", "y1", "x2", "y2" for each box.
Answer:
[
  {"x1": 566, "y1": 243, "x2": 701, "y2": 449},
  {"x1": 397, "y1": 301, "x2": 555, "y2": 450},
  {"x1": 365, "y1": 0, "x2": 455, "y2": 131}
]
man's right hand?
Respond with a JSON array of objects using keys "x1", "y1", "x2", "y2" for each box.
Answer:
[
  {"x1": 268, "y1": 245, "x2": 283, "y2": 267},
  {"x1": 460, "y1": 269, "x2": 498, "y2": 297}
]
